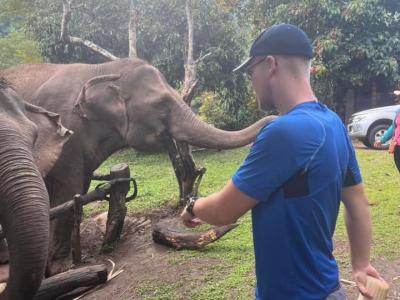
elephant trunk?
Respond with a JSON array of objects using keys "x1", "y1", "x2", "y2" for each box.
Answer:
[
  {"x1": 168, "y1": 99, "x2": 277, "y2": 149},
  {"x1": 0, "y1": 129, "x2": 49, "y2": 300}
]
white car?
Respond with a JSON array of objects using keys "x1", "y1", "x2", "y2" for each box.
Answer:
[{"x1": 347, "y1": 105, "x2": 400, "y2": 148}]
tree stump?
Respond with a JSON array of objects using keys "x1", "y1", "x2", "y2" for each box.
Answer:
[
  {"x1": 152, "y1": 217, "x2": 238, "y2": 250},
  {"x1": 103, "y1": 163, "x2": 130, "y2": 247},
  {"x1": 168, "y1": 140, "x2": 206, "y2": 206}
]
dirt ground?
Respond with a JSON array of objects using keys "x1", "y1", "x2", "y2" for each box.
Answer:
[
  {"x1": 79, "y1": 209, "x2": 228, "y2": 300},
  {"x1": 76, "y1": 209, "x2": 400, "y2": 300}
]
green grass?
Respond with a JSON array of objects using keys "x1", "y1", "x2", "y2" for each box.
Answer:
[
  {"x1": 92, "y1": 147, "x2": 400, "y2": 299},
  {"x1": 335, "y1": 149, "x2": 400, "y2": 260}
]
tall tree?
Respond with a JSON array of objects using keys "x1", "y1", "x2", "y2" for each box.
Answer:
[{"x1": 25, "y1": 0, "x2": 250, "y2": 204}]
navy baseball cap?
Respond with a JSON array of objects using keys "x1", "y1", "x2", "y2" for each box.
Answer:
[{"x1": 233, "y1": 24, "x2": 313, "y2": 73}]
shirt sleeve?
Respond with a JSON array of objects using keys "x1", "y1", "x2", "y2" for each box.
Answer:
[
  {"x1": 232, "y1": 118, "x2": 321, "y2": 202},
  {"x1": 343, "y1": 135, "x2": 363, "y2": 187},
  {"x1": 380, "y1": 124, "x2": 394, "y2": 144}
]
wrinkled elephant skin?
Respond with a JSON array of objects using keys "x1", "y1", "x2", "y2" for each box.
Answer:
[
  {"x1": 0, "y1": 79, "x2": 71, "y2": 300},
  {"x1": 2, "y1": 59, "x2": 276, "y2": 274}
]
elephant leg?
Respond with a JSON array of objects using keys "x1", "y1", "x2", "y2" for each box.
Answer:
[
  {"x1": 47, "y1": 215, "x2": 75, "y2": 276},
  {"x1": 0, "y1": 239, "x2": 9, "y2": 265}
]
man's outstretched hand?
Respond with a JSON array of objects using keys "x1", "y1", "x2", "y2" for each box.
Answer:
[{"x1": 180, "y1": 208, "x2": 203, "y2": 228}]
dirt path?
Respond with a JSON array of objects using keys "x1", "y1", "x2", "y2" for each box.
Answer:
[{"x1": 77, "y1": 211, "x2": 400, "y2": 300}]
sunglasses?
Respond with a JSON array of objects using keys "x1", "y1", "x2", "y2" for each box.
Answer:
[{"x1": 246, "y1": 57, "x2": 266, "y2": 79}]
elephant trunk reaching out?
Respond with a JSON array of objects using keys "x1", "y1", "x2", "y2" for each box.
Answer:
[
  {"x1": 0, "y1": 128, "x2": 49, "y2": 300},
  {"x1": 168, "y1": 97, "x2": 276, "y2": 149}
]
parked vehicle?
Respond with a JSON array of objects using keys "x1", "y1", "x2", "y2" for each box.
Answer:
[{"x1": 347, "y1": 104, "x2": 400, "y2": 148}]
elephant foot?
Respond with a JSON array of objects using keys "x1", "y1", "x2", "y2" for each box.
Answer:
[
  {"x1": 0, "y1": 240, "x2": 9, "y2": 265},
  {"x1": 46, "y1": 256, "x2": 73, "y2": 277},
  {"x1": 47, "y1": 215, "x2": 75, "y2": 276}
]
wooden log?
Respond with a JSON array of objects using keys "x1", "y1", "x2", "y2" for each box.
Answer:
[
  {"x1": 53, "y1": 286, "x2": 94, "y2": 299},
  {"x1": 152, "y1": 217, "x2": 238, "y2": 250},
  {"x1": 357, "y1": 276, "x2": 389, "y2": 300},
  {"x1": 33, "y1": 265, "x2": 107, "y2": 300},
  {"x1": 103, "y1": 164, "x2": 130, "y2": 247},
  {"x1": 50, "y1": 188, "x2": 109, "y2": 220},
  {"x1": 91, "y1": 172, "x2": 112, "y2": 181}
]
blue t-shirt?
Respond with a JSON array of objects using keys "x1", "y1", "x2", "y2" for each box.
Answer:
[{"x1": 232, "y1": 101, "x2": 362, "y2": 300}]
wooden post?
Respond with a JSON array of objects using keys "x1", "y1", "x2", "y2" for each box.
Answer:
[
  {"x1": 71, "y1": 195, "x2": 83, "y2": 264},
  {"x1": 103, "y1": 163, "x2": 130, "y2": 247},
  {"x1": 46, "y1": 170, "x2": 123, "y2": 274}
]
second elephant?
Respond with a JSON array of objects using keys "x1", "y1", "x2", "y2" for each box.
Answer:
[{"x1": 0, "y1": 78, "x2": 71, "y2": 300}]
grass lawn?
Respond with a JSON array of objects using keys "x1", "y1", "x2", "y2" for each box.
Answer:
[{"x1": 89, "y1": 146, "x2": 400, "y2": 299}]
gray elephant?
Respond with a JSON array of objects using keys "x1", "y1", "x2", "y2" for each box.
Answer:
[
  {"x1": 0, "y1": 78, "x2": 71, "y2": 299},
  {"x1": 2, "y1": 58, "x2": 276, "y2": 273}
]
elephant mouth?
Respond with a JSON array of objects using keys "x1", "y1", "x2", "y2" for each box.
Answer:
[{"x1": 0, "y1": 264, "x2": 8, "y2": 290}]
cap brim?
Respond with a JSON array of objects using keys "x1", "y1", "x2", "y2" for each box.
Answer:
[
  {"x1": 394, "y1": 90, "x2": 400, "y2": 96},
  {"x1": 233, "y1": 57, "x2": 254, "y2": 73}
]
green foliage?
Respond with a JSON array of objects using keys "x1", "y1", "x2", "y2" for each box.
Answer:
[
  {"x1": 198, "y1": 91, "x2": 238, "y2": 130},
  {"x1": 5, "y1": 0, "x2": 400, "y2": 124},
  {"x1": 26, "y1": 0, "x2": 247, "y2": 92},
  {"x1": 0, "y1": 0, "x2": 30, "y2": 17},
  {"x1": 245, "y1": 0, "x2": 400, "y2": 112},
  {"x1": 0, "y1": 29, "x2": 43, "y2": 69},
  {"x1": 198, "y1": 90, "x2": 265, "y2": 130}
]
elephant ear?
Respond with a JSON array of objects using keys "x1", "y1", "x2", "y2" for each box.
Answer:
[
  {"x1": 73, "y1": 74, "x2": 128, "y2": 139},
  {"x1": 24, "y1": 103, "x2": 73, "y2": 177}
]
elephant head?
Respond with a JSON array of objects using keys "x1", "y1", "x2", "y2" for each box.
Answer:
[
  {"x1": 0, "y1": 78, "x2": 71, "y2": 300},
  {"x1": 73, "y1": 59, "x2": 276, "y2": 152}
]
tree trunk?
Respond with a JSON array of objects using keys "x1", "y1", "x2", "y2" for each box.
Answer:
[
  {"x1": 168, "y1": 140, "x2": 206, "y2": 205},
  {"x1": 103, "y1": 164, "x2": 130, "y2": 247},
  {"x1": 169, "y1": 0, "x2": 205, "y2": 205},
  {"x1": 334, "y1": 81, "x2": 348, "y2": 122},
  {"x1": 152, "y1": 218, "x2": 238, "y2": 250},
  {"x1": 128, "y1": 0, "x2": 138, "y2": 58},
  {"x1": 371, "y1": 81, "x2": 378, "y2": 108},
  {"x1": 60, "y1": 0, "x2": 119, "y2": 61},
  {"x1": 344, "y1": 88, "x2": 355, "y2": 124}
]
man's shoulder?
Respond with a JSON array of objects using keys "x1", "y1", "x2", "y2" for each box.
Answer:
[{"x1": 261, "y1": 110, "x2": 326, "y2": 136}]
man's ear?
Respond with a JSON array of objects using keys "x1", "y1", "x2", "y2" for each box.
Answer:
[{"x1": 265, "y1": 55, "x2": 278, "y2": 76}]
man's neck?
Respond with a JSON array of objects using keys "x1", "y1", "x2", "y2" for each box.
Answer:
[{"x1": 275, "y1": 80, "x2": 316, "y2": 114}]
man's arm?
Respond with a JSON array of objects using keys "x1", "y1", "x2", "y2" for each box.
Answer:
[
  {"x1": 342, "y1": 183, "x2": 383, "y2": 298},
  {"x1": 181, "y1": 180, "x2": 258, "y2": 227}
]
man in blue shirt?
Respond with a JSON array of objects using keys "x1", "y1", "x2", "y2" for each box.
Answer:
[{"x1": 181, "y1": 24, "x2": 384, "y2": 299}]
